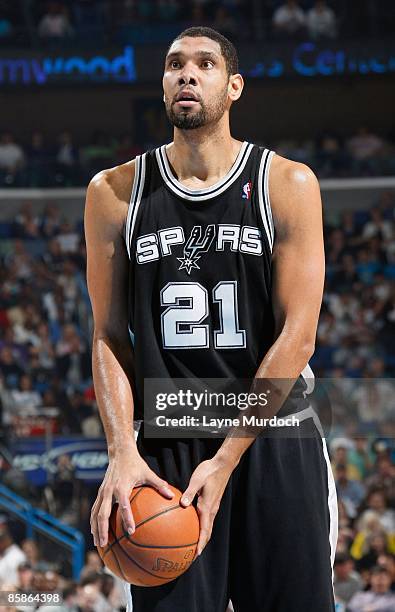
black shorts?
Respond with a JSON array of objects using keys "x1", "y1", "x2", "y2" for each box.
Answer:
[{"x1": 125, "y1": 410, "x2": 337, "y2": 612}]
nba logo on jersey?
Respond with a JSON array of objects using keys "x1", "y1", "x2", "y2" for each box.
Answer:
[{"x1": 242, "y1": 181, "x2": 252, "y2": 200}]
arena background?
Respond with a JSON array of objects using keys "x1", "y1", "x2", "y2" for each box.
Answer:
[{"x1": 0, "y1": 2, "x2": 394, "y2": 611}]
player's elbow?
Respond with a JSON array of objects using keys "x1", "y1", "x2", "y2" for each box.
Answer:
[{"x1": 300, "y1": 340, "x2": 315, "y2": 363}]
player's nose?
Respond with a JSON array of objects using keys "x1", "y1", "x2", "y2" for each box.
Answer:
[{"x1": 178, "y1": 66, "x2": 198, "y2": 87}]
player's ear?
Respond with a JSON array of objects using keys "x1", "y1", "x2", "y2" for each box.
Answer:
[{"x1": 228, "y1": 74, "x2": 244, "y2": 102}]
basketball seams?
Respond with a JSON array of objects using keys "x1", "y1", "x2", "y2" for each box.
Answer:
[
  {"x1": 133, "y1": 503, "x2": 182, "y2": 531},
  {"x1": 125, "y1": 538, "x2": 199, "y2": 550}
]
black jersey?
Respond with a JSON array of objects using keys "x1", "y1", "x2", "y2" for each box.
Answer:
[{"x1": 123, "y1": 142, "x2": 312, "y2": 420}]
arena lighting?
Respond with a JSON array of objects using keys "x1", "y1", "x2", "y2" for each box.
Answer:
[
  {"x1": 247, "y1": 42, "x2": 395, "y2": 78},
  {"x1": 0, "y1": 45, "x2": 136, "y2": 85}
]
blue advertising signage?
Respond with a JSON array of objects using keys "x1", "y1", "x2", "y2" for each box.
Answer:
[
  {"x1": 0, "y1": 46, "x2": 136, "y2": 85},
  {"x1": 245, "y1": 42, "x2": 395, "y2": 79},
  {"x1": 11, "y1": 437, "x2": 109, "y2": 485}
]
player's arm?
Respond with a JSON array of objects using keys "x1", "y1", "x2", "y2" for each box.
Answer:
[
  {"x1": 216, "y1": 157, "x2": 325, "y2": 462},
  {"x1": 181, "y1": 159, "x2": 325, "y2": 555},
  {"x1": 85, "y1": 166, "x2": 174, "y2": 548}
]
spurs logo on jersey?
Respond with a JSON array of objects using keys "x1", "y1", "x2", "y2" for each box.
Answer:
[
  {"x1": 135, "y1": 223, "x2": 263, "y2": 271},
  {"x1": 177, "y1": 224, "x2": 215, "y2": 274}
]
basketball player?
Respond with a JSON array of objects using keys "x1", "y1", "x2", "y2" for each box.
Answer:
[{"x1": 86, "y1": 27, "x2": 338, "y2": 612}]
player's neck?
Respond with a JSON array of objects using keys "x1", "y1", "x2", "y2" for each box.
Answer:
[{"x1": 167, "y1": 125, "x2": 242, "y2": 186}]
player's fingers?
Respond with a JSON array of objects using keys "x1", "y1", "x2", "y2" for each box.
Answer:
[
  {"x1": 117, "y1": 490, "x2": 135, "y2": 536},
  {"x1": 180, "y1": 476, "x2": 202, "y2": 507},
  {"x1": 96, "y1": 490, "x2": 113, "y2": 547},
  {"x1": 195, "y1": 505, "x2": 213, "y2": 557},
  {"x1": 90, "y1": 494, "x2": 102, "y2": 547},
  {"x1": 146, "y1": 472, "x2": 175, "y2": 499}
]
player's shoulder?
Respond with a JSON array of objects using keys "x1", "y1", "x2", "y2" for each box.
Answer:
[
  {"x1": 87, "y1": 158, "x2": 137, "y2": 204},
  {"x1": 85, "y1": 159, "x2": 137, "y2": 236},
  {"x1": 270, "y1": 153, "x2": 319, "y2": 193},
  {"x1": 267, "y1": 154, "x2": 322, "y2": 229}
]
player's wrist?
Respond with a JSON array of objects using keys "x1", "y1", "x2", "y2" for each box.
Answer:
[
  {"x1": 213, "y1": 448, "x2": 241, "y2": 472},
  {"x1": 108, "y1": 438, "x2": 139, "y2": 460}
]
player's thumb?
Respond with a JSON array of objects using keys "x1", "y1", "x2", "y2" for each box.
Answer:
[
  {"x1": 148, "y1": 472, "x2": 175, "y2": 499},
  {"x1": 180, "y1": 479, "x2": 200, "y2": 507}
]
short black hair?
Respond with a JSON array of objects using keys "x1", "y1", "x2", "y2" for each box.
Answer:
[{"x1": 169, "y1": 27, "x2": 239, "y2": 78}]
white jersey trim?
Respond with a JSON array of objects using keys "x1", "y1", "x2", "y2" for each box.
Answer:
[
  {"x1": 155, "y1": 141, "x2": 253, "y2": 201},
  {"x1": 257, "y1": 148, "x2": 275, "y2": 252},
  {"x1": 125, "y1": 153, "x2": 147, "y2": 260}
]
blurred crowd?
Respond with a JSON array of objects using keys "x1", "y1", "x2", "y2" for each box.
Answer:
[
  {"x1": 0, "y1": 0, "x2": 394, "y2": 47},
  {"x1": 0, "y1": 517, "x2": 129, "y2": 610},
  {"x1": 315, "y1": 190, "x2": 395, "y2": 377},
  {"x1": 0, "y1": 127, "x2": 394, "y2": 188}
]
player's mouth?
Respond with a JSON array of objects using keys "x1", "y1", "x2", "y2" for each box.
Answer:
[{"x1": 174, "y1": 90, "x2": 200, "y2": 108}]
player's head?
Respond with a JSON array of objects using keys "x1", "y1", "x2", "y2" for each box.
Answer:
[{"x1": 163, "y1": 27, "x2": 243, "y2": 130}]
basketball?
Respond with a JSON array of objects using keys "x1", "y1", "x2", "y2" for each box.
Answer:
[{"x1": 97, "y1": 485, "x2": 200, "y2": 586}]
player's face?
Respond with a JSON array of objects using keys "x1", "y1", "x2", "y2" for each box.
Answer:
[{"x1": 163, "y1": 37, "x2": 230, "y2": 130}]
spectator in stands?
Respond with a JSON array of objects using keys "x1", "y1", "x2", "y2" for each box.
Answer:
[
  {"x1": 360, "y1": 488, "x2": 395, "y2": 534},
  {"x1": 348, "y1": 436, "x2": 375, "y2": 480},
  {"x1": 363, "y1": 207, "x2": 394, "y2": 242},
  {"x1": 347, "y1": 127, "x2": 386, "y2": 175},
  {"x1": 81, "y1": 132, "x2": 115, "y2": 177},
  {"x1": 0, "y1": 346, "x2": 23, "y2": 389},
  {"x1": 38, "y1": 2, "x2": 74, "y2": 40},
  {"x1": 272, "y1": 0, "x2": 306, "y2": 38},
  {"x1": 53, "y1": 454, "x2": 76, "y2": 519},
  {"x1": 0, "y1": 132, "x2": 24, "y2": 179},
  {"x1": 80, "y1": 551, "x2": 103, "y2": 580},
  {"x1": 365, "y1": 456, "x2": 395, "y2": 507},
  {"x1": 336, "y1": 463, "x2": 366, "y2": 518},
  {"x1": 10, "y1": 373, "x2": 42, "y2": 414},
  {"x1": 42, "y1": 237, "x2": 65, "y2": 272},
  {"x1": 55, "y1": 323, "x2": 90, "y2": 387},
  {"x1": 57, "y1": 221, "x2": 80, "y2": 254},
  {"x1": 348, "y1": 565, "x2": 395, "y2": 611},
  {"x1": 377, "y1": 553, "x2": 395, "y2": 590},
  {"x1": 58, "y1": 582, "x2": 79, "y2": 611},
  {"x1": 77, "y1": 573, "x2": 112, "y2": 612},
  {"x1": 20, "y1": 539, "x2": 40, "y2": 568},
  {"x1": 351, "y1": 378, "x2": 393, "y2": 428},
  {"x1": 14, "y1": 201, "x2": 41, "y2": 239},
  {"x1": 81, "y1": 404, "x2": 103, "y2": 437},
  {"x1": 351, "y1": 509, "x2": 395, "y2": 570},
  {"x1": 307, "y1": 1, "x2": 337, "y2": 39},
  {"x1": 41, "y1": 203, "x2": 62, "y2": 239},
  {"x1": 16, "y1": 561, "x2": 34, "y2": 591},
  {"x1": 55, "y1": 132, "x2": 80, "y2": 186},
  {"x1": 26, "y1": 131, "x2": 52, "y2": 187},
  {"x1": 31, "y1": 321, "x2": 56, "y2": 372},
  {"x1": 0, "y1": 523, "x2": 27, "y2": 588},
  {"x1": 334, "y1": 552, "x2": 364, "y2": 604}
]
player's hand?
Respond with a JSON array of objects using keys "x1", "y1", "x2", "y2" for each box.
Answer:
[
  {"x1": 180, "y1": 456, "x2": 234, "y2": 557},
  {"x1": 90, "y1": 450, "x2": 174, "y2": 548}
]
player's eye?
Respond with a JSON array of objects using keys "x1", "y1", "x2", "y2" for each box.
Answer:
[
  {"x1": 202, "y1": 60, "x2": 214, "y2": 69},
  {"x1": 170, "y1": 60, "x2": 181, "y2": 69}
]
